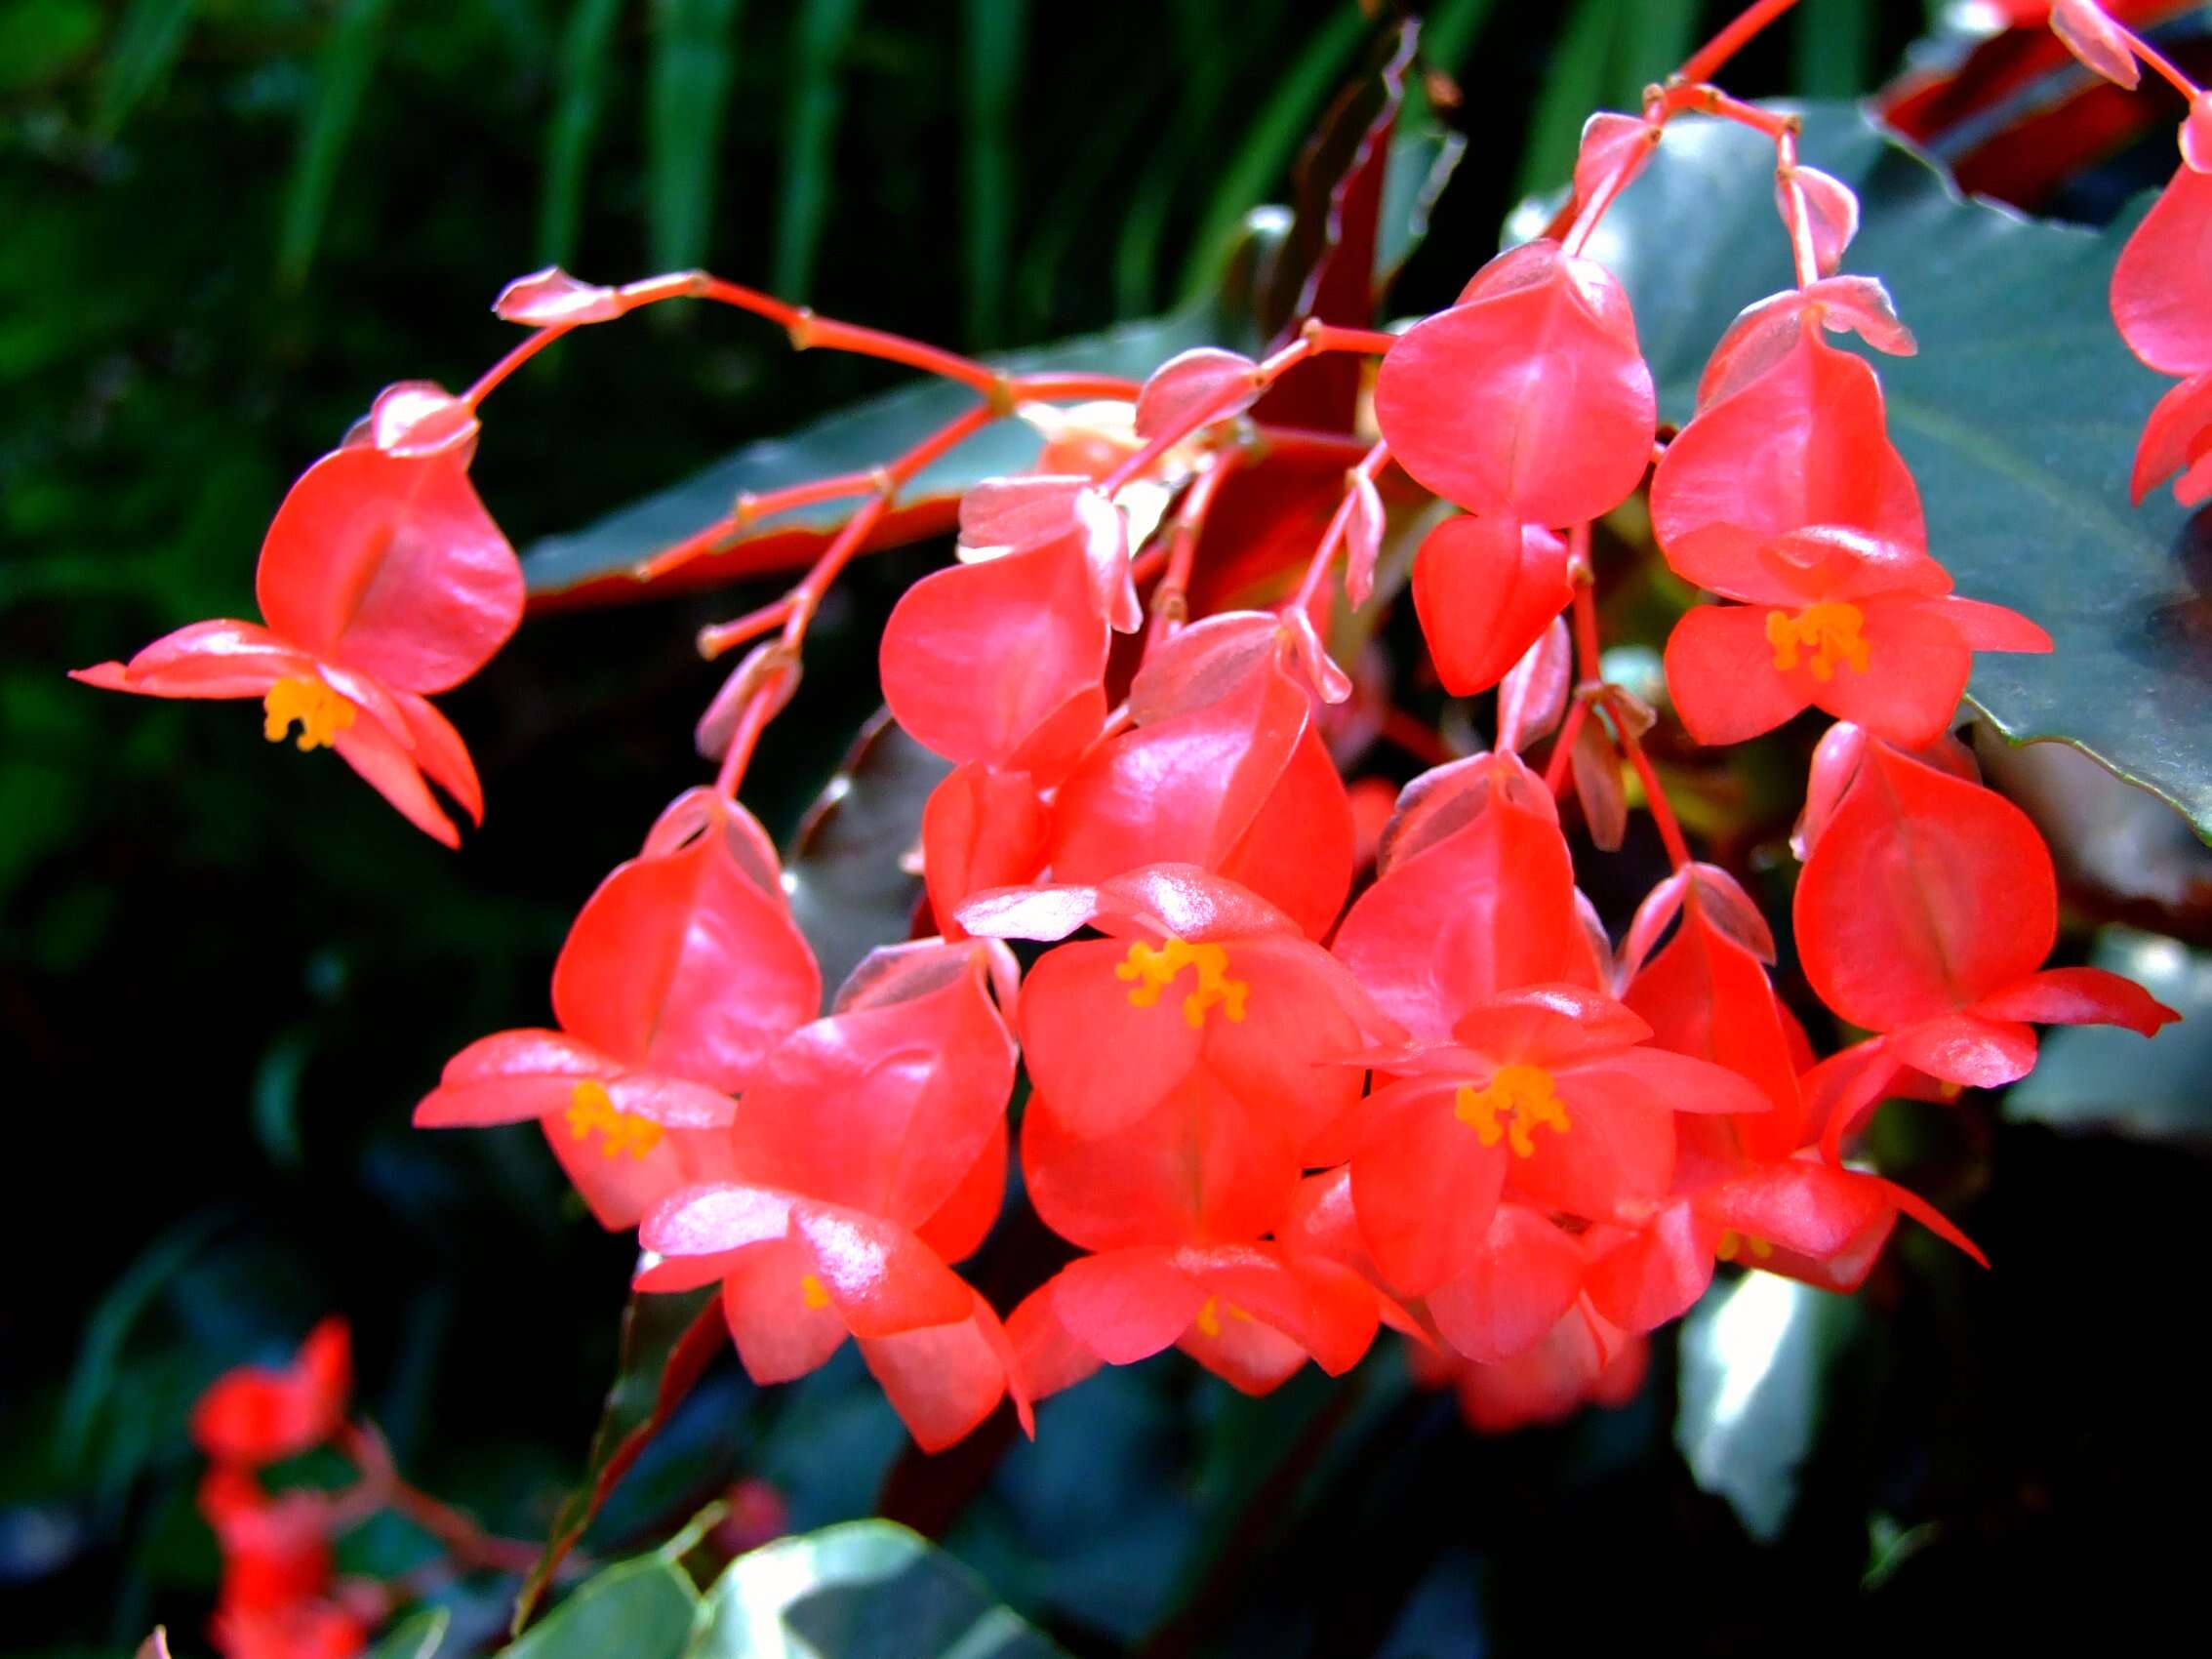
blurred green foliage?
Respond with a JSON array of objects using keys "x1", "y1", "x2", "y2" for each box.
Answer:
[{"x1": 6, "y1": 3, "x2": 2206, "y2": 1656}]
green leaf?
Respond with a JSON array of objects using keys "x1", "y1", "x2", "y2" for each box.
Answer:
[
  {"x1": 91, "y1": 0, "x2": 198, "y2": 140},
  {"x1": 364, "y1": 1607, "x2": 450, "y2": 1659},
  {"x1": 60, "y1": 1208, "x2": 232, "y2": 1462},
  {"x1": 772, "y1": 0, "x2": 863, "y2": 300},
  {"x1": 0, "y1": 0, "x2": 101, "y2": 93},
  {"x1": 277, "y1": 0, "x2": 395, "y2": 289},
  {"x1": 1585, "y1": 102, "x2": 2212, "y2": 840},
  {"x1": 520, "y1": 291, "x2": 1254, "y2": 601},
  {"x1": 1512, "y1": 0, "x2": 1615, "y2": 202},
  {"x1": 1180, "y1": 1, "x2": 1368, "y2": 298},
  {"x1": 1420, "y1": 0, "x2": 1498, "y2": 73},
  {"x1": 511, "y1": 1287, "x2": 726, "y2": 1630},
  {"x1": 1792, "y1": 0, "x2": 1876, "y2": 100},
  {"x1": 1675, "y1": 1272, "x2": 1864, "y2": 1543},
  {"x1": 539, "y1": 0, "x2": 627, "y2": 266},
  {"x1": 684, "y1": 1520, "x2": 1064, "y2": 1658},
  {"x1": 647, "y1": 0, "x2": 744, "y2": 273},
  {"x1": 2005, "y1": 927, "x2": 2212, "y2": 1141},
  {"x1": 784, "y1": 710, "x2": 949, "y2": 999},
  {"x1": 961, "y1": 0, "x2": 1025, "y2": 346},
  {"x1": 504, "y1": 1554, "x2": 700, "y2": 1659}
]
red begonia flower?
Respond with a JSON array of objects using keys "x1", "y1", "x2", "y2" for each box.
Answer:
[
  {"x1": 1319, "y1": 985, "x2": 1771, "y2": 1294},
  {"x1": 1661, "y1": 524, "x2": 2050, "y2": 748},
  {"x1": 1407, "y1": 1306, "x2": 1647, "y2": 1436},
  {"x1": 958, "y1": 473, "x2": 1140, "y2": 633},
  {"x1": 1007, "y1": 1242, "x2": 1382, "y2": 1399},
  {"x1": 1331, "y1": 752, "x2": 1607, "y2": 1043},
  {"x1": 1045, "y1": 613, "x2": 1355, "y2": 940},
  {"x1": 920, "y1": 762, "x2": 1052, "y2": 939},
  {"x1": 635, "y1": 939, "x2": 1026, "y2": 1451},
  {"x1": 1697, "y1": 281, "x2": 1915, "y2": 410},
  {"x1": 2112, "y1": 164, "x2": 2212, "y2": 377},
  {"x1": 415, "y1": 789, "x2": 821, "y2": 1229},
  {"x1": 1793, "y1": 740, "x2": 2179, "y2": 1155},
  {"x1": 211, "y1": 1604, "x2": 367, "y2": 1659},
  {"x1": 190, "y1": 1319, "x2": 351, "y2": 1467},
  {"x1": 1375, "y1": 239, "x2": 1657, "y2": 526},
  {"x1": 198, "y1": 1468, "x2": 363, "y2": 1659},
  {"x1": 879, "y1": 533, "x2": 1109, "y2": 786},
  {"x1": 957, "y1": 864, "x2": 1396, "y2": 1145},
  {"x1": 72, "y1": 427, "x2": 521, "y2": 845},
  {"x1": 1410, "y1": 517, "x2": 1574, "y2": 697}
]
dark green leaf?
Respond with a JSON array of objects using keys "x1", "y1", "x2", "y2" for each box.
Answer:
[
  {"x1": 784, "y1": 710, "x2": 948, "y2": 999},
  {"x1": 1793, "y1": 0, "x2": 1876, "y2": 100},
  {"x1": 520, "y1": 292, "x2": 1254, "y2": 600},
  {"x1": 1180, "y1": 2, "x2": 1368, "y2": 297},
  {"x1": 512, "y1": 1287, "x2": 725, "y2": 1630},
  {"x1": 647, "y1": 0, "x2": 744, "y2": 273},
  {"x1": 0, "y1": 0, "x2": 101, "y2": 93},
  {"x1": 539, "y1": 0, "x2": 627, "y2": 266},
  {"x1": 1618, "y1": 0, "x2": 1700, "y2": 109},
  {"x1": 503, "y1": 1554, "x2": 699, "y2": 1659},
  {"x1": 1420, "y1": 0, "x2": 1498, "y2": 73},
  {"x1": 961, "y1": 0, "x2": 1025, "y2": 346},
  {"x1": 91, "y1": 0, "x2": 198, "y2": 140},
  {"x1": 60, "y1": 1209, "x2": 232, "y2": 1462},
  {"x1": 773, "y1": 0, "x2": 863, "y2": 300},
  {"x1": 1675, "y1": 1272, "x2": 1864, "y2": 1543},
  {"x1": 683, "y1": 1520, "x2": 1064, "y2": 1658},
  {"x1": 1588, "y1": 102, "x2": 2212, "y2": 840},
  {"x1": 277, "y1": 0, "x2": 395, "y2": 289},
  {"x1": 1512, "y1": 0, "x2": 1615, "y2": 202},
  {"x1": 2006, "y1": 927, "x2": 2211, "y2": 1141},
  {"x1": 363, "y1": 1607, "x2": 450, "y2": 1659}
]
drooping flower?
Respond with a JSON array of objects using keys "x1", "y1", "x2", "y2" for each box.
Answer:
[
  {"x1": 636, "y1": 939, "x2": 1027, "y2": 1451},
  {"x1": 416, "y1": 789, "x2": 821, "y2": 1229},
  {"x1": 72, "y1": 393, "x2": 522, "y2": 844}
]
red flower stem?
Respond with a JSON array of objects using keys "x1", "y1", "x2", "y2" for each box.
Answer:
[
  {"x1": 1776, "y1": 126, "x2": 1821, "y2": 290},
  {"x1": 1012, "y1": 372, "x2": 1146, "y2": 401},
  {"x1": 694, "y1": 595, "x2": 797, "y2": 657},
  {"x1": 788, "y1": 311, "x2": 1007, "y2": 401},
  {"x1": 336, "y1": 1422, "x2": 547, "y2": 1577},
  {"x1": 1545, "y1": 698, "x2": 1591, "y2": 793},
  {"x1": 1676, "y1": 0, "x2": 1803, "y2": 87},
  {"x1": 1566, "y1": 528, "x2": 1693, "y2": 868},
  {"x1": 711, "y1": 662, "x2": 791, "y2": 799},
  {"x1": 1147, "y1": 451, "x2": 1243, "y2": 648},
  {"x1": 1562, "y1": 87, "x2": 1798, "y2": 254},
  {"x1": 2111, "y1": 16, "x2": 2202, "y2": 101},
  {"x1": 1288, "y1": 440, "x2": 1392, "y2": 614}
]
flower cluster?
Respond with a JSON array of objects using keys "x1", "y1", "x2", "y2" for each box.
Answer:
[{"x1": 83, "y1": 2, "x2": 2184, "y2": 1466}]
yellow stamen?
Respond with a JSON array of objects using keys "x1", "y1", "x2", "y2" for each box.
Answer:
[
  {"x1": 563, "y1": 1078, "x2": 664, "y2": 1160},
  {"x1": 800, "y1": 1273, "x2": 831, "y2": 1311},
  {"x1": 261, "y1": 676, "x2": 358, "y2": 751},
  {"x1": 1115, "y1": 937, "x2": 1249, "y2": 1029},
  {"x1": 1455, "y1": 1064, "x2": 1571, "y2": 1157},
  {"x1": 1190, "y1": 1297, "x2": 1254, "y2": 1340},
  {"x1": 1716, "y1": 1230, "x2": 1775, "y2": 1263},
  {"x1": 1765, "y1": 601, "x2": 1870, "y2": 682}
]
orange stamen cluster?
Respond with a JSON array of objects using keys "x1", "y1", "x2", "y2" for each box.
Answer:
[
  {"x1": 261, "y1": 677, "x2": 357, "y2": 751},
  {"x1": 1455, "y1": 1064, "x2": 1572, "y2": 1157},
  {"x1": 1116, "y1": 937, "x2": 1249, "y2": 1029},
  {"x1": 1765, "y1": 601, "x2": 1870, "y2": 680},
  {"x1": 564, "y1": 1078, "x2": 664, "y2": 1160},
  {"x1": 1715, "y1": 1230, "x2": 1776, "y2": 1263}
]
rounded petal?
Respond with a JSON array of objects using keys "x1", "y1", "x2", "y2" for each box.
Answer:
[
  {"x1": 1584, "y1": 1201, "x2": 1718, "y2": 1333},
  {"x1": 255, "y1": 446, "x2": 522, "y2": 694},
  {"x1": 1664, "y1": 603, "x2": 1813, "y2": 748},
  {"x1": 1426, "y1": 1206, "x2": 1587, "y2": 1363},
  {"x1": 1019, "y1": 938, "x2": 1205, "y2": 1139},
  {"x1": 721, "y1": 1237, "x2": 849, "y2": 1384},
  {"x1": 2112, "y1": 164, "x2": 2212, "y2": 374},
  {"x1": 1051, "y1": 1248, "x2": 1205, "y2": 1365},
  {"x1": 1810, "y1": 596, "x2": 1971, "y2": 749},
  {"x1": 859, "y1": 1289, "x2": 1019, "y2": 1451},
  {"x1": 789, "y1": 1202, "x2": 975, "y2": 1338},
  {"x1": 1348, "y1": 1077, "x2": 1509, "y2": 1296},
  {"x1": 1412, "y1": 517, "x2": 1573, "y2": 696}
]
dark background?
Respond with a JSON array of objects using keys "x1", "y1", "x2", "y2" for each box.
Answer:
[{"x1": 5, "y1": 2, "x2": 2208, "y2": 1654}]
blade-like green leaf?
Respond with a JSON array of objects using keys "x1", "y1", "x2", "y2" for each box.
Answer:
[
  {"x1": 1793, "y1": 0, "x2": 1875, "y2": 100},
  {"x1": 91, "y1": 0, "x2": 198, "y2": 140},
  {"x1": 1420, "y1": 0, "x2": 1497, "y2": 73},
  {"x1": 1619, "y1": 0, "x2": 1700, "y2": 108},
  {"x1": 647, "y1": 0, "x2": 744, "y2": 273},
  {"x1": 539, "y1": 0, "x2": 627, "y2": 266},
  {"x1": 277, "y1": 0, "x2": 395, "y2": 289},
  {"x1": 364, "y1": 1607, "x2": 450, "y2": 1659},
  {"x1": 1180, "y1": 2, "x2": 1369, "y2": 298},
  {"x1": 684, "y1": 1520, "x2": 1065, "y2": 1658},
  {"x1": 2006, "y1": 927, "x2": 2212, "y2": 1142},
  {"x1": 961, "y1": 0, "x2": 1025, "y2": 346},
  {"x1": 1582, "y1": 102, "x2": 2212, "y2": 840},
  {"x1": 512, "y1": 1286, "x2": 725, "y2": 1629},
  {"x1": 773, "y1": 0, "x2": 863, "y2": 299},
  {"x1": 1675, "y1": 1272, "x2": 1864, "y2": 1543},
  {"x1": 1512, "y1": 0, "x2": 1616, "y2": 202}
]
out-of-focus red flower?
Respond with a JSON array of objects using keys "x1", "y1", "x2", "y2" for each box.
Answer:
[
  {"x1": 190, "y1": 1320, "x2": 351, "y2": 1468},
  {"x1": 1407, "y1": 1313, "x2": 1648, "y2": 1436}
]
